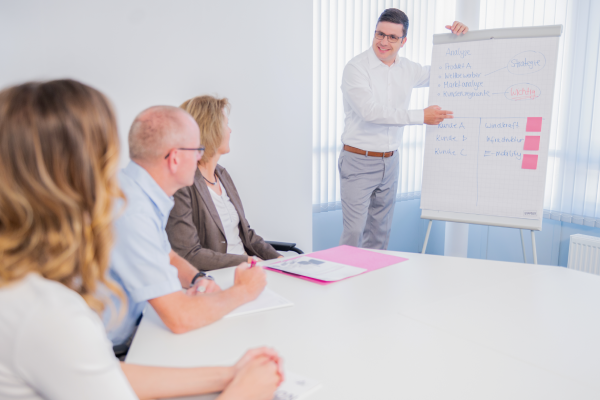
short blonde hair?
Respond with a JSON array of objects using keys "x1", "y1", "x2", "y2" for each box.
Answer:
[
  {"x1": 180, "y1": 95, "x2": 230, "y2": 163},
  {"x1": 0, "y1": 80, "x2": 125, "y2": 315}
]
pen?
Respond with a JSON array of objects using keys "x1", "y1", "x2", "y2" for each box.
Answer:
[{"x1": 250, "y1": 258, "x2": 257, "y2": 268}]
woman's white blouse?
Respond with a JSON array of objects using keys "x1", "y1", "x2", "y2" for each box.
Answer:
[
  {"x1": 0, "y1": 273, "x2": 138, "y2": 400},
  {"x1": 208, "y1": 180, "x2": 247, "y2": 256}
]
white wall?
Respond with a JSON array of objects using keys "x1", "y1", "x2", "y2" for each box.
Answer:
[{"x1": 0, "y1": 0, "x2": 313, "y2": 252}]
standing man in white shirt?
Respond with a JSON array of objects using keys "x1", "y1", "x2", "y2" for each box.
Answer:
[{"x1": 339, "y1": 8, "x2": 468, "y2": 248}]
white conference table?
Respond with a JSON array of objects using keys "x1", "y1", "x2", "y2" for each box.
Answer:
[{"x1": 126, "y1": 251, "x2": 600, "y2": 399}]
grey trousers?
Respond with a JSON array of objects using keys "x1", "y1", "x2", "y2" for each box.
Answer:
[{"x1": 338, "y1": 149, "x2": 400, "y2": 249}]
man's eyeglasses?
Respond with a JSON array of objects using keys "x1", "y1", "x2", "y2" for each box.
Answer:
[
  {"x1": 374, "y1": 31, "x2": 405, "y2": 43},
  {"x1": 164, "y1": 146, "x2": 205, "y2": 159}
]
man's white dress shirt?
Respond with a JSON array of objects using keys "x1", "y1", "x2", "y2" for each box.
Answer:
[{"x1": 341, "y1": 46, "x2": 431, "y2": 152}]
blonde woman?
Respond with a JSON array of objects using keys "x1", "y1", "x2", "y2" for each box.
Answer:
[
  {"x1": 167, "y1": 96, "x2": 281, "y2": 270},
  {"x1": 0, "y1": 80, "x2": 282, "y2": 400}
]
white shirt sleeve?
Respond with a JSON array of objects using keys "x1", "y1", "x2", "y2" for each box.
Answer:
[
  {"x1": 341, "y1": 63, "x2": 424, "y2": 126},
  {"x1": 414, "y1": 63, "x2": 431, "y2": 88},
  {"x1": 14, "y1": 300, "x2": 138, "y2": 400}
]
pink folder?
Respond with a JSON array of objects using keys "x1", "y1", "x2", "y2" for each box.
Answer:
[{"x1": 266, "y1": 245, "x2": 408, "y2": 285}]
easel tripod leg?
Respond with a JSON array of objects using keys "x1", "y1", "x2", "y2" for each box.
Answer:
[
  {"x1": 520, "y1": 229, "x2": 527, "y2": 263},
  {"x1": 531, "y1": 230, "x2": 538, "y2": 265},
  {"x1": 422, "y1": 220, "x2": 433, "y2": 254}
]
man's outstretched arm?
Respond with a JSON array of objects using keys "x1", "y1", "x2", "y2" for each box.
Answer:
[
  {"x1": 148, "y1": 263, "x2": 266, "y2": 334},
  {"x1": 169, "y1": 249, "x2": 207, "y2": 288}
]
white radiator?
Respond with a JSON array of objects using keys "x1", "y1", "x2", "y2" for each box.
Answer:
[{"x1": 567, "y1": 234, "x2": 600, "y2": 275}]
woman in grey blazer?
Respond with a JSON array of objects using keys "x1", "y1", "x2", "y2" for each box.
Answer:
[{"x1": 166, "y1": 95, "x2": 281, "y2": 271}]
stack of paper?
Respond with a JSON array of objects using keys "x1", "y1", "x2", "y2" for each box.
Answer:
[
  {"x1": 261, "y1": 256, "x2": 366, "y2": 281},
  {"x1": 225, "y1": 288, "x2": 293, "y2": 318}
]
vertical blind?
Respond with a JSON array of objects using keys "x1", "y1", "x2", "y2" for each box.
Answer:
[
  {"x1": 312, "y1": 0, "x2": 456, "y2": 213},
  {"x1": 314, "y1": 0, "x2": 600, "y2": 227},
  {"x1": 480, "y1": 0, "x2": 600, "y2": 226}
]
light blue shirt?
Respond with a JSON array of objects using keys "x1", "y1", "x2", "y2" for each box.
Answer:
[{"x1": 104, "y1": 161, "x2": 182, "y2": 346}]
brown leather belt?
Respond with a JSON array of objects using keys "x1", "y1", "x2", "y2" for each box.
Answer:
[{"x1": 343, "y1": 145, "x2": 394, "y2": 158}]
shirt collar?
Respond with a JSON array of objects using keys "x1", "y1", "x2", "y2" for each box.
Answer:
[
  {"x1": 122, "y1": 161, "x2": 174, "y2": 223},
  {"x1": 368, "y1": 46, "x2": 399, "y2": 69}
]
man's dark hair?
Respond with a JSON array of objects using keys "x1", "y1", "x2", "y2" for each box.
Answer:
[{"x1": 377, "y1": 8, "x2": 409, "y2": 38}]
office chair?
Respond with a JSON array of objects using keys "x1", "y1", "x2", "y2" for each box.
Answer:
[{"x1": 266, "y1": 241, "x2": 304, "y2": 254}]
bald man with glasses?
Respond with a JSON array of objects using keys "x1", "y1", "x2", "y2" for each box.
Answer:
[
  {"x1": 339, "y1": 8, "x2": 467, "y2": 249},
  {"x1": 104, "y1": 106, "x2": 267, "y2": 356}
]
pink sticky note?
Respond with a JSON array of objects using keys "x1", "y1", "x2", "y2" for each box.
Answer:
[
  {"x1": 526, "y1": 117, "x2": 542, "y2": 132},
  {"x1": 522, "y1": 154, "x2": 538, "y2": 170},
  {"x1": 524, "y1": 136, "x2": 541, "y2": 151},
  {"x1": 266, "y1": 245, "x2": 408, "y2": 285}
]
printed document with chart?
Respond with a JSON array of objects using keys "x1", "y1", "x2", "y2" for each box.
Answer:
[
  {"x1": 420, "y1": 35, "x2": 559, "y2": 220},
  {"x1": 260, "y1": 256, "x2": 367, "y2": 282}
]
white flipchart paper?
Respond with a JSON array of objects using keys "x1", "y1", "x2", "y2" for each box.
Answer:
[{"x1": 420, "y1": 36, "x2": 559, "y2": 220}]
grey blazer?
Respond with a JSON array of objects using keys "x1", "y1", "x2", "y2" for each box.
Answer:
[{"x1": 166, "y1": 165, "x2": 280, "y2": 271}]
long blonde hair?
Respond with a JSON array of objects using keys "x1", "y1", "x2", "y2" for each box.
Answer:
[
  {"x1": 180, "y1": 95, "x2": 230, "y2": 163},
  {"x1": 0, "y1": 80, "x2": 125, "y2": 314}
]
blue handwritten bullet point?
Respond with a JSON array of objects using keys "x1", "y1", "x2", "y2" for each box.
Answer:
[{"x1": 438, "y1": 84, "x2": 440, "y2": 87}]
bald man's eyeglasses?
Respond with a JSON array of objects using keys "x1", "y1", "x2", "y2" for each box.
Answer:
[
  {"x1": 164, "y1": 146, "x2": 205, "y2": 159},
  {"x1": 374, "y1": 31, "x2": 405, "y2": 43}
]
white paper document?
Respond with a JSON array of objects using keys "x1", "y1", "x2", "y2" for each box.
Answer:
[
  {"x1": 260, "y1": 256, "x2": 366, "y2": 282},
  {"x1": 274, "y1": 371, "x2": 321, "y2": 400},
  {"x1": 224, "y1": 287, "x2": 293, "y2": 318}
]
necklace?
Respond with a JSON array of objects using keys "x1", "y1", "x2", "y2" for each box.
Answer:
[{"x1": 203, "y1": 173, "x2": 217, "y2": 185}]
